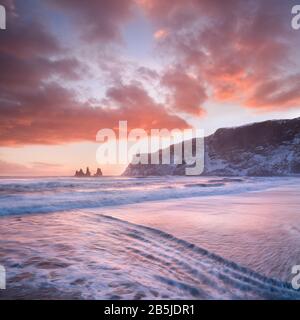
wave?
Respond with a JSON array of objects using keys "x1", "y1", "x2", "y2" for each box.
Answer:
[
  {"x1": 208, "y1": 178, "x2": 244, "y2": 183},
  {"x1": 0, "y1": 176, "x2": 297, "y2": 217},
  {"x1": 100, "y1": 214, "x2": 300, "y2": 299},
  {"x1": 184, "y1": 182, "x2": 225, "y2": 188},
  {"x1": 2, "y1": 211, "x2": 299, "y2": 300}
]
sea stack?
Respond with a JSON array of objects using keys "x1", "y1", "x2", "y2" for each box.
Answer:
[
  {"x1": 75, "y1": 168, "x2": 85, "y2": 177},
  {"x1": 94, "y1": 168, "x2": 103, "y2": 177},
  {"x1": 85, "y1": 167, "x2": 91, "y2": 177},
  {"x1": 74, "y1": 167, "x2": 103, "y2": 177}
]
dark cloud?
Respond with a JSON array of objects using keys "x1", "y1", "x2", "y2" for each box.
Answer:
[
  {"x1": 49, "y1": 0, "x2": 134, "y2": 42},
  {"x1": 0, "y1": 19, "x2": 61, "y2": 58}
]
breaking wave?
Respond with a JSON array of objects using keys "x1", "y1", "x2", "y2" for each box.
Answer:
[
  {"x1": 0, "y1": 176, "x2": 296, "y2": 216},
  {"x1": 1, "y1": 212, "x2": 299, "y2": 300}
]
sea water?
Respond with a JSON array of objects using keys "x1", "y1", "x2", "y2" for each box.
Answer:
[{"x1": 0, "y1": 176, "x2": 300, "y2": 299}]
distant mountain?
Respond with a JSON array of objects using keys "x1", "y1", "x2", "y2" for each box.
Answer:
[{"x1": 123, "y1": 117, "x2": 300, "y2": 176}]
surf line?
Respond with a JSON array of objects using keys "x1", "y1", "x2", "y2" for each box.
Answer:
[{"x1": 104, "y1": 304, "x2": 138, "y2": 318}]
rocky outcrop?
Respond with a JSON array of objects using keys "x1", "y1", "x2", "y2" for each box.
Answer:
[
  {"x1": 123, "y1": 117, "x2": 300, "y2": 177},
  {"x1": 75, "y1": 167, "x2": 102, "y2": 177},
  {"x1": 94, "y1": 168, "x2": 103, "y2": 177},
  {"x1": 75, "y1": 168, "x2": 85, "y2": 177}
]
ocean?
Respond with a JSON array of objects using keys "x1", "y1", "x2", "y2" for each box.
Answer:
[{"x1": 0, "y1": 176, "x2": 300, "y2": 299}]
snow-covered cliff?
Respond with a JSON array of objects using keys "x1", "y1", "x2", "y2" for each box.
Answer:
[{"x1": 123, "y1": 117, "x2": 300, "y2": 176}]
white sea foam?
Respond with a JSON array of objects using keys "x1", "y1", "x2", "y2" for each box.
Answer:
[
  {"x1": 1, "y1": 177, "x2": 300, "y2": 299},
  {"x1": 0, "y1": 176, "x2": 297, "y2": 216},
  {"x1": 0, "y1": 211, "x2": 299, "y2": 300}
]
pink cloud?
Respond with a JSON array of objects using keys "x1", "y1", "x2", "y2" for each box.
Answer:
[
  {"x1": 0, "y1": 82, "x2": 188, "y2": 146},
  {"x1": 140, "y1": 0, "x2": 300, "y2": 111},
  {"x1": 162, "y1": 68, "x2": 207, "y2": 116},
  {"x1": 0, "y1": 160, "x2": 66, "y2": 176}
]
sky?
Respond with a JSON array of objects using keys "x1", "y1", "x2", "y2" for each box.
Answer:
[{"x1": 0, "y1": 0, "x2": 300, "y2": 176}]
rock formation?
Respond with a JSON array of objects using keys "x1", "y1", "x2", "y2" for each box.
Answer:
[
  {"x1": 123, "y1": 117, "x2": 300, "y2": 177},
  {"x1": 85, "y1": 167, "x2": 91, "y2": 177},
  {"x1": 74, "y1": 167, "x2": 103, "y2": 177},
  {"x1": 75, "y1": 169, "x2": 85, "y2": 177},
  {"x1": 94, "y1": 168, "x2": 103, "y2": 177}
]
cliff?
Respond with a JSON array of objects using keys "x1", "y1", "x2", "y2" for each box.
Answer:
[{"x1": 123, "y1": 117, "x2": 300, "y2": 176}]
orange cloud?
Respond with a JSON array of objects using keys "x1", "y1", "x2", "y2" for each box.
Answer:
[
  {"x1": 0, "y1": 2, "x2": 188, "y2": 147},
  {"x1": 0, "y1": 82, "x2": 189, "y2": 146},
  {"x1": 140, "y1": 0, "x2": 300, "y2": 112},
  {"x1": 246, "y1": 74, "x2": 300, "y2": 110},
  {"x1": 2, "y1": 0, "x2": 300, "y2": 153},
  {"x1": 154, "y1": 29, "x2": 169, "y2": 40}
]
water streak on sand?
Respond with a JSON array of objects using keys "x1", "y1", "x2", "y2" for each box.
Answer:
[
  {"x1": 1, "y1": 211, "x2": 299, "y2": 300},
  {"x1": 1, "y1": 176, "x2": 300, "y2": 299}
]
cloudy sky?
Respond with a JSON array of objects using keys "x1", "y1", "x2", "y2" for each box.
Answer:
[{"x1": 0, "y1": 0, "x2": 300, "y2": 175}]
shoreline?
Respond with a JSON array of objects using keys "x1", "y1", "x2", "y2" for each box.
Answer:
[{"x1": 1, "y1": 180, "x2": 300, "y2": 299}]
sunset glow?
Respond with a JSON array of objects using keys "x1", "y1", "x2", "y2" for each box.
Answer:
[{"x1": 0, "y1": 0, "x2": 300, "y2": 176}]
